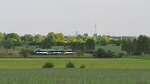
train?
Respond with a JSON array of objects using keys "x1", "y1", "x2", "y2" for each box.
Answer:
[{"x1": 34, "y1": 49, "x2": 74, "y2": 55}]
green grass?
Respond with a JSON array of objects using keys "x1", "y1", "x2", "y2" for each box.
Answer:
[
  {"x1": 0, "y1": 55, "x2": 93, "y2": 58},
  {"x1": 124, "y1": 55, "x2": 150, "y2": 60},
  {"x1": 0, "y1": 57, "x2": 150, "y2": 84},
  {"x1": 0, "y1": 58, "x2": 150, "y2": 69},
  {"x1": 95, "y1": 44, "x2": 121, "y2": 52},
  {"x1": 0, "y1": 68, "x2": 150, "y2": 84}
]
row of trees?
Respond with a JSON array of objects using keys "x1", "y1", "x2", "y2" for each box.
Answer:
[
  {"x1": 121, "y1": 35, "x2": 150, "y2": 55},
  {"x1": 0, "y1": 32, "x2": 113, "y2": 51}
]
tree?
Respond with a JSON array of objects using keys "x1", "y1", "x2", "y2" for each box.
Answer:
[
  {"x1": 93, "y1": 48, "x2": 106, "y2": 58},
  {"x1": 2, "y1": 38, "x2": 16, "y2": 49},
  {"x1": 121, "y1": 38, "x2": 135, "y2": 56},
  {"x1": 67, "y1": 36, "x2": 76, "y2": 42},
  {"x1": 69, "y1": 42, "x2": 85, "y2": 51},
  {"x1": 136, "y1": 35, "x2": 150, "y2": 55},
  {"x1": 21, "y1": 34, "x2": 34, "y2": 45},
  {"x1": 85, "y1": 39, "x2": 95, "y2": 51},
  {"x1": 5, "y1": 33, "x2": 21, "y2": 46},
  {"x1": 99, "y1": 35, "x2": 110, "y2": 46},
  {"x1": 40, "y1": 32, "x2": 56, "y2": 48},
  {"x1": 34, "y1": 34, "x2": 44, "y2": 44},
  {"x1": 0, "y1": 32, "x2": 4, "y2": 44},
  {"x1": 55, "y1": 33, "x2": 65, "y2": 42},
  {"x1": 2, "y1": 33, "x2": 21, "y2": 49}
]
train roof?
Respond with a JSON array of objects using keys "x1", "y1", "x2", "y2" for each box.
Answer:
[{"x1": 34, "y1": 49, "x2": 73, "y2": 51}]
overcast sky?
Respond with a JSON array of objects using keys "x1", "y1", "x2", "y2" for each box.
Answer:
[{"x1": 0, "y1": 0, "x2": 150, "y2": 36}]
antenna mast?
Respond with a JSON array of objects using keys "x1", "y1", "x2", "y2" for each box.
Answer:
[{"x1": 94, "y1": 24, "x2": 97, "y2": 36}]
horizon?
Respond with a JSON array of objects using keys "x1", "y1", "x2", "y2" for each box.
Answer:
[{"x1": 0, "y1": 31, "x2": 145, "y2": 37}]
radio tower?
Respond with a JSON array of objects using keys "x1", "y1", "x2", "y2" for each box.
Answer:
[{"x1": 94, "y1": 24, "x2": 97, "y2": 37}]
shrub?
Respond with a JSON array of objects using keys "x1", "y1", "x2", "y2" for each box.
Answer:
[
  {"x1": 93, "y1": 48, "x2": 106, "y2": 58},
  {"x1": 106, "y1": 50, "x2": 116, "y2": 58},
  {"x1": 80, "y1": 64, "x2": 86, "y2": 68},
  {"x1": 66, "y1": 62, "x2": 75, "y2": 68},
  {"x1": 117, "y1": 51, "x2": 127, "y2": 58},
  {"x1": 93, "y1": 48, "x2": 122, "y2": 58},
  {"x1": 42, "y1": 62, "x2": 54, "y2": 68}
]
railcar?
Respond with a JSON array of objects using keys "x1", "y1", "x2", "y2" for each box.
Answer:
[{"x1": 34, "y1": 49, "x2": 74, "y2": 55}]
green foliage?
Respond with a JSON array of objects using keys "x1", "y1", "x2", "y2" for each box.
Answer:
[
  {"x1": 96, "y1": 35, "x2": 110, "y2": 46},
  {"x1": 94, "y1": 48, "x2": 106, "y2": 58},
  {"x1": 40, "y1": 32, "x2": 56, "y2": 48},
  {"x1": 117, "y1": 51, "x2": 127, "y2": 57},
  {"x1": 94, "y1": 48, "x2": 122, "y2": 58},
  {"x1": 66, "y1": 62, "x2": 75, "y2": 68},
  {"x1": 95, "y1": 44, "x2": 121, "y2": 52},
  {"x1": 1, "y1": 32, "x2": 150, "y2": 58},
  {"x1": 67, "y1": 36, "x2": 76, "y2": 42},
  {"x1": 34, "y1": 34, "x2": 44, "y2": 44},
  {"x1": 0, "y1": 32, "x2": 4, "y2": 44},
  {"x1": 20, "y1": 49, "x2": 32, "y2": 58},
  {"x1": 121, "y1": 35, "x2": 150, "y2": 55},
  {"x1": 80, "y1": 64, "x2": 86, "y2": 68},
  {"x1": 76, "y1": 50, "x2": 84, "y2": 56},
  {"x1": 136, "y1": 35, "x2": 150, "y2": 55},
  {"x1": 2, "y1": 33, "x2": 21, "y2": 49},
  {"x1": 85, "y1": 39, "x2": 95, "y2": 51},
  {"x1": 2, "y1": 38, "x2": 16, "y2": 49},
  {"x1": 68, "y1": 42, "x2": 85, "y2": 51},
  {"x1": 42, "y1": 62, "x2": 54, "y2": 68},
  {"x1": 21, "y1": 34, "x2": 34, "y2": 46}
]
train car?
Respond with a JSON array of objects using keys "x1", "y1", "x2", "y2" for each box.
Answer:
[{"x1": 34, "y1": 49, "x2": 74, "y2": 55}]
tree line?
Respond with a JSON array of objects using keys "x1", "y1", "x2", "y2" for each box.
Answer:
[
  {"x1": 0, "y1": 32, "x2": 150, "y2": 56},
  {"x1": 0, "y1": 32, "x2": 111, "y2": 51},
  {"x1": 121, "y1": 35, "x2": 150, "y2": 56}
]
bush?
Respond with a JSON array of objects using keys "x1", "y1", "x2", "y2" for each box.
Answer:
[
  {"x1": 117, "y1": 51, "x2": 126, "y2": 58},
  {"x1": 93, "y1": 48, "x2": 106, "y2": 58},
  {"x1": 93, "y1": 48, "x2": 122, "y2": 58},
  {"x1": 80, "y1": 64, "x2": 86, "y2": 68},
  {"x1": 42, "y1": 62, "x2": 54, "y2": 68},
  {"x1": 66, "y1": 62, "x2": 75, "y2": 68}
]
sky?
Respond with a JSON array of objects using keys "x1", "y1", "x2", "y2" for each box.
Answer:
[{"x1": 0, "y1": 0, "x2": 150, "y2": 36}]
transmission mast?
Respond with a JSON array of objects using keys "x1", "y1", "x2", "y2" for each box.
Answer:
[{"x1": 94, "y1": 24, "x2": 97, "y2": 37}]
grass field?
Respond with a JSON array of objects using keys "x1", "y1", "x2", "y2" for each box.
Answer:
[
  {"x1": 0, "y1": 58, "x2": 150, "y2": 69},
  {"x1": 1, "y1": 68, "x2": 150, "y2": 84},
  {"x1": 0, "y1": 57, "x2": 150, "y2": 84}
]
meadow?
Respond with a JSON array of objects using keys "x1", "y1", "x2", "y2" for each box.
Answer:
[
  {"x1": 0, "y1": 58, "x2": 150, "y2": 69},
  {"x1": 0, "y1": 57, "x2": 150, "y2": 84},
  {"x1": 1, "y1": 68, "x2": 150, "y2": 84}
]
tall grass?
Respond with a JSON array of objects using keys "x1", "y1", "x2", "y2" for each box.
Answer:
[{"x1": 0, "y1": 69, "x2": 150, "y2": 84}]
